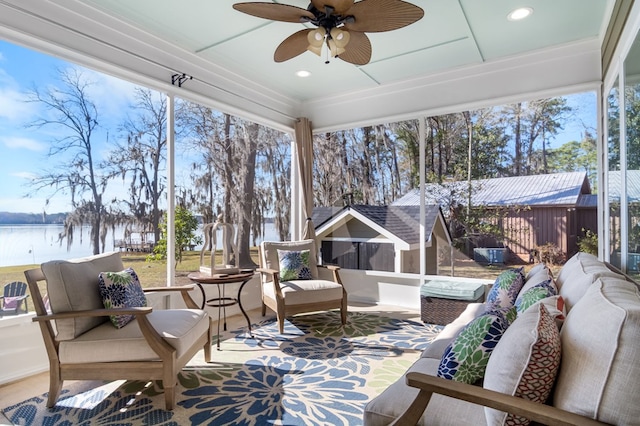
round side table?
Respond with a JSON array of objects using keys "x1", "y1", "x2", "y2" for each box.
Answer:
[{"x1": 187, "y1": 271, "x2": 254, "y2": 350}]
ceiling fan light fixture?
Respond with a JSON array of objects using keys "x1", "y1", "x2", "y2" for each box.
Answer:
[
  {"x1": 329, "y1": 27, "x2": 350, "y2": 57},
  {"x1": 507, "y1": 7, "x2": 533, "y2": 21},
  {"x1": 307, "y1": 27, "x2": 326, "y2": 56},
  {"x1": 233, "y1": 0, "x2": 424, "y2": 65}
]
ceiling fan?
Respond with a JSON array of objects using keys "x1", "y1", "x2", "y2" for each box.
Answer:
[{"x1": 232, "y1": 0, "x2": 424, "y2": 65}]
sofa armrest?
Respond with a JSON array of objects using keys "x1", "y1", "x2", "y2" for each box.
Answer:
[{"x1": 391, "y1": 372, "x2": 608, "y2": 426}]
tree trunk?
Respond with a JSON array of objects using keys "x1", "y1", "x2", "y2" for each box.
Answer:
[{"x1": 236, "y1": 122, "x2": 259, "y2": 268}]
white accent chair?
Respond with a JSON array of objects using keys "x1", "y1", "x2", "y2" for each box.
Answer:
[
  {"x1": 257, "y1": 239, "x2": 347, "y2": 333},
  {"x1": 24, "y1": 251, "x2": 212, "y2": 410}
]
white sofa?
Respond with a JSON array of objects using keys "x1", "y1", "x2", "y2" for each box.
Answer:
[{"x1": 363, "y1": 252, "x2": 640, "y2": 425}]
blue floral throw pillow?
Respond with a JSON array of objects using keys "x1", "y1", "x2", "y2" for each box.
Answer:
[
  {"x1": 437, "y1": 307, "x2": 515, "y2": 384},
  {"x1": 485, "y1": 267, "x2": 525, "y2": 310},
  {"x1": 98, "y1": 267, "x2": 147, "y2": 329},
  {"x1": 277, "y1": 249, "x2": 313, "y2": 281}
]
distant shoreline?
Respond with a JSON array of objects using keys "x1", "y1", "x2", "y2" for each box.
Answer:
[{"x1": 0, "y1": 212, "x2": 67, "y2": 225}]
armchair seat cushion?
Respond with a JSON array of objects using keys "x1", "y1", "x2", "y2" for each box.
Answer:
[
  {"x1": 262, "y1": 279, "x2": 344, "y2": 305},
  {"x1": 59, "y1": 309, "x2": 210, "y2": 363}
]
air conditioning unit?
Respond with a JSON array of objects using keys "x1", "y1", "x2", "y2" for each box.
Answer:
[{"x1": 473, "y1": 248, "x2": 506, "y2": 264}]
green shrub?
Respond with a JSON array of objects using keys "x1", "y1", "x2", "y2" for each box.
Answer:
[{"x1": 577, "y1": 229, "x2": 598, "y2": 255}]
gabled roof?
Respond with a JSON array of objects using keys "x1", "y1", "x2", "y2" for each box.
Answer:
[
  {"x1": 392, "y1": 172, "x2": 592, "y2": 208},
  {"x1": 313, "y1": 204, "x2": 450, "y2": 249}
]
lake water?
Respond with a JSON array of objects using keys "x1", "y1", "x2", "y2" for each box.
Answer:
[{"x1": 0, "y1": 223, "x2": 281, "y2": 267}]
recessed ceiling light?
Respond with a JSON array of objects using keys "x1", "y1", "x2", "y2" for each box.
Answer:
[
  {"x1": 507, "y1": 7, "x2": 533, "y2": 21},
  {"x1": 296, "y1": 70, "x2": 311, "y2": 78}
]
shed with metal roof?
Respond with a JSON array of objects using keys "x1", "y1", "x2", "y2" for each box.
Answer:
[{"x1": 393, "y1": 172, "x2": 596, "y2": 260}]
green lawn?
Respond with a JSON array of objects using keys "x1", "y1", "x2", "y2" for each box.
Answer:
[
  {"x1": 0, "y1": 248, "x2": 553, "y2": 311},
  {"x1": 0, "y1": 250, "x2": 261, "y2": 308}
]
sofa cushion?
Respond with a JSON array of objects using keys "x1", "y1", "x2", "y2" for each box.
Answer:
[
  {"x1": 553, "y1": 277, "x2": 640, "y2": 424},
  {"x1": 525, "y1": 262, "x2": 548, "y2": 281},
  {"x1": 363, "y1": 357, "x2": 486, "y2": 426},
  {"x1": 520, "y1": 266, "x2": 554, "y2": 294},
  {"x1": 485, "y1": 268, "x2": 524, "y2": 310},
  {"x1": 484, "y1": 304, "x2": 561, "y2": 426},
  {"x1": 58, "y1": 308, "x2": 209, "y2": 363},
  {"x1": 437, "y1": 307, "x2": 514, "y2": 384},
  {"x1": 277, "y1": 249, "x2": 312, "y2": 281},
  {"x1": 98, "y1": 267, "x2": 147, "y2": 328},
  {"x1": 421, "y1": 303, "x2": 486, "y2": 359},
  {"x1": 41, "y1": 252, "x2": 125, "y2": 341},
  {"x1": 555, "y1": 252, "x2": 622, "y2": 311}
]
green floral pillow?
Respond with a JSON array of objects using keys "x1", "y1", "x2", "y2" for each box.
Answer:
[
  {"x1": 437, "y1": 307, "x2": 515, "y2": 384},
  {"x1": 515, "y1": 279, "x2": 557, "y2": 314},
  {"x1": 98, "y1": 268, "x2": 147, "y2": 328},
  {"x1": 485, "y1": 267, "x2": 525, "y2": 310},
  {"x1": 277, "y1": 249, "x2": 313, "y2": 281}
]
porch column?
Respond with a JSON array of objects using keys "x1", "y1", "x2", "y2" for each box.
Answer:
[
  {"x1": 166, "y1": 93, "x2": 176, "y2": 286},
  {"x1": 419, "y1": 116, "x2": 426, "y2": 277}
]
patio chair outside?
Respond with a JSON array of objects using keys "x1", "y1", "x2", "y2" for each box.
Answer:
[{"x1": 0, "y1": 281, "x2": 29, "y2": 316}]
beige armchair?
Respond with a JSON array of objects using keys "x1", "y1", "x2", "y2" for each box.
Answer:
[
  {"x1": 257, "y1": 240, "x2": 347, "y2": 333},
  {"x1": 24, "y1": 251, "x2": 212, "y2": 410}
]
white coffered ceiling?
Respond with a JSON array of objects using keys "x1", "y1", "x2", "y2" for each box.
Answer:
[{"x1": 0, "y1": 0, "x2": 616, "y2": 131}]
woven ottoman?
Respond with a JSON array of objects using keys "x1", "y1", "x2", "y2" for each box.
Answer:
[{"x1": 420, "y1": 280, "x2": 485, "y2": 325}]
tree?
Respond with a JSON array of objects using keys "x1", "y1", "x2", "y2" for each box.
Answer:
[
  {"x1": 233, "y1": 120, "x2": 259, "y2": 268},
  {"x1": 546, "y1": 133, "x2": 597, "y2": 185},
  {"x1": 111, "y1": 88, "x2": 167, "y2": 242},
  {"x1": 25, "y1": 68, "x2": 114, "y2": 255},
  {"x1": 148, "y1": 206, "x2": 200, "y2": 265}
]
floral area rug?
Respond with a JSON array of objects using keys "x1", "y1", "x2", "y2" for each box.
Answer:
[{"x1": 2, "y1": 311, "x2": 442, "y2": 426}]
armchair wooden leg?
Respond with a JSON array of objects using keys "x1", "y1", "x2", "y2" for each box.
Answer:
[
  {"x1": 340, "y1": 297, "x2": 348, "y2": 325},
  {"x1": 261, "y1": 302, "x2": 266, "y2": 317},
  {"x1": 164, "y1": 385, "x2": 175, "y2": 411},
  {"x1": 277, "y1": 313, "x2": 285, "y2": 334},
  {"x1": 204, "y1": 319, "x2": 213, "y2": 362},
  {"x1": 46, "y1": 368, "x2": 63, "y2": 408}
]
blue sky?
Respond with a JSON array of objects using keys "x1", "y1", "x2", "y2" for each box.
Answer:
[
  {"x1": 0, "y1": 40, "x2": 597, "y2": 215},
  {"x1": 0, "y1": 40, "x2": 143, "y2": 214}
]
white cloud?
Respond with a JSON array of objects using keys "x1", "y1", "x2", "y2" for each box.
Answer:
[
  {"x1": 0, "y1": 76, "x2": 34, "y2": 122},
  {"x1": 75, "y1": 66, "x2": 139, "y2": 117},
  {"x1": 11, "y1": 171, "x2": 37, "y2": 180},
  {"x1": 2, "y1": 136, "x2": 46, "y2": 152}
]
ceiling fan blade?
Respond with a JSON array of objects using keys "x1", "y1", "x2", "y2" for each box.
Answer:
[
  {"x1": 337, "y1": 31, "x2": 371, "y2": 65},
  {"x1": 311, "y1": 0, "x2": 354, "y2": 15},
  {"x1": 233, "y1": 2, "x2": 314, "y2": 23},
  {"x1": 343, "y1": 0, "x2": 424, "y2": 33},
  {"x1": 274, "y1": 29, "x2": 313, "y2": 62}
]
